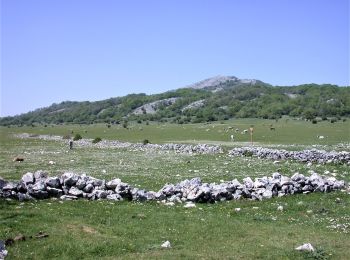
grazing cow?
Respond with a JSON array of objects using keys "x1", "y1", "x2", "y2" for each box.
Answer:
[
  {"x1": 235, "y1": 128, "x2": 239, "y2": 133},
  {"x1": 241, "y1": 129, "x2": 248, "y2": 134},
  {"x1": 270, "y1": 127, "x2": 275, "y2": 131},
  {"x1": 318, "y1": 135, "x2": 325, "y2": 139},
  {"x1": 13, "y1": 157, "x2": 24, "y2": 162}
]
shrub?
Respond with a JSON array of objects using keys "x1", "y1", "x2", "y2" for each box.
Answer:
[
  {"x1": 73, "y1": 133, "x2": 82, "y2": 141},
  {"x1": 312, "y1": 119, "x2": 317, "y2": 124},
  {"x1": 143, "y1": 139, "x2": 150, "y2": 145},
  {"x1": 330, "y1": 118, "x2": 337, "y2": 123},
  {"x1": 122, "y1": 121, "x2": 128, "y2": 129},
  {"x1": 92, "y1": 137, "x2": 102, "y2": 144}
]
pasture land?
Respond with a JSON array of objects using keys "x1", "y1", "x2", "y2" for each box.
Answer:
[{"x1": 0, "y1": 119, "x2": 349, "y2": 259}]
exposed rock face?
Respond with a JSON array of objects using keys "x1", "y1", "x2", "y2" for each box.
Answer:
[
  {"x1": 228, "y1": 147, "x2": 350, "y2": 165},
  {"x1": 0, "y1": 170, "x2": 347, "y2": 204},
  {"x1": 186, "y1": 75, "x2": 258, "y2": 90},
  {"x1": 132, "y1": 98, "x2": 178, "y2": 115}
]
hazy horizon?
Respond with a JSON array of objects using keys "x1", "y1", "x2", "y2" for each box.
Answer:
[{"x1": 1, "y1": 0, "x2": 349, "y2": 117}]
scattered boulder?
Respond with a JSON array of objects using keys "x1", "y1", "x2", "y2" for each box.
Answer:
[
  {"x1": 161, "y1": 240, "x2": 171, "y2": 248},
  {"x1": 295, "y1": 243, "x2": 315, "y2": 252}
]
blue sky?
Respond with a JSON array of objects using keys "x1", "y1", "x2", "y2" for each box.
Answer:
[{"x1": 1, "y1": 0, "x2": 349, "y2": 116}]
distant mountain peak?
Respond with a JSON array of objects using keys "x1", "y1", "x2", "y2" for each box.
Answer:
[{"x1": 186, "y1": 75, "x2": 258, "y2": 90}]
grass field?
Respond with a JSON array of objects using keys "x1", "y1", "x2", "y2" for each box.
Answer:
[{"x1": 0, "y1": 118, "x2": 349, "y2": 259}]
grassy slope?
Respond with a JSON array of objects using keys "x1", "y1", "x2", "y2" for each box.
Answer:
[{"x1": 0, "y1": 119, "x2": 349, "y2": 259}]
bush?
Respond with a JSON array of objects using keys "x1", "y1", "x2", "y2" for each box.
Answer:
[
  {"x1": 143, "y1": 139, "x2": 150, "y2": 145},
  {"x1": 73, "y1": 133, "x2": 82, "y2": 141},
  {"x1": 312, "y1": 119, "x2": 317, "y2": 124},
  {"x1": 92, "y1": 137, "x2": 102, "y2": 144},
  {"x1": 330, "y1": 118, "x2": 337, "y2": 123}
]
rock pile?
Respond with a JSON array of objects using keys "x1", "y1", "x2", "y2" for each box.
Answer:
[
  {"x1": 228, "y1": 147, "x2": 350, "y2": 165},
  {"x1": 0, "y1": 171, "x2": 346, "y2": 203}
]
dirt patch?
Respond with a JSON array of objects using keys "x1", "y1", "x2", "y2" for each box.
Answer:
[{"x1": 66, "y1": 224, "x2": 99, "y2": 235}]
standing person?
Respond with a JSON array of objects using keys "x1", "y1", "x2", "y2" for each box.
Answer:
[{"x1": 69, "y1": 140, "x2": 73, "y2": 150}]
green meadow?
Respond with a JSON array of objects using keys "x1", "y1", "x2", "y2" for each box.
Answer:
[{"x1": 0, "y1": 118, "x2": 349, "y2": 259}]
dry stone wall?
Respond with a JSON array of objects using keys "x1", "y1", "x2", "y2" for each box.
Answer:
[
  {"x1": 0, "y1": 171, "x2": 347, "y2": 203},
  {"x1": 228, "y1": 147, "x2": 350, "y2": 165}
]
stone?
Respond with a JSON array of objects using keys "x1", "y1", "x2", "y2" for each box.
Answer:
[
  {"x1": 31, "y1": 190, "x2": 49, "y2": 199},
  {"x1": 16, "y1": 182, "x2": 27, "y2": 193},
  {"x1": 34, "y1": 170, "x2": 48, "y2": 180},
  {"x1": 262, "y1": 190, "x2": 272, "y2": 199},
  {"x1": 106, "y1": 178, "x2": 122, "y2": 189},
  {"x1": 60, "y1": 195, "x2": 78, "y2": 200},
  {"x1": 161, "y1": 240, "x2": 171, "y2": 248},
  {"x1": 106, "y1": 193, "x2": 123, "y2": 201},
  {"x1": 234, "y1": 208, "x2": 241, "y2": 212},
  {"x1": 272, "y1": 172, "x2": 281, "y2": 179},
  {"x1": 83, "y1": 183, "x2": 94, "y2": 193},
  {"x1": 75, "y1": 178, "x2": 87, "y2": 190},
  {"x1": 93, "y1": 179, "x2": 104, "y2": 187},
  {"x1": 62, "y1": 173, "x2": 79, "y2": 187},
  {"x1": 280, "y1": 176, "x2": 292, "y2": 186},
  {"x1": 2, "y1": 182, "x2": 17, "y2": 191},
  {"x1": 33, "y1": 180, "x2": 47, "y2": 191},
  {"x1": 21, "y1": 172, "x2": 34, "y2": 184},
  {"x1": 184, "y1": 202, "x2": 196, "y2": 208},
  {"x1": 0, "y1": 178, "x2": 8, "y2": 190},
  {"x1": 0, "y1": 249, "x2": 8, "y2": 260},
  {"x1": 94, "y1": 190, "x2": 108, "y2": 199},
  {"x1": 277, "y1": 205, "x2": 283, "y2": 211},
  {"x1": 47, "y1": 187, "x2": 63, "y2": 197},
  {"x1": 243, "y1": 177, "x2": 254, "y2": 188},
  {"x1": 45, "y1": 177, "x2": 60, "y2": 188},
  {"x1": 0, "y1": 240, "x2": 5, "y2": 251},
  {"x1": 68, "y1": 187, "x2": 83, "y2": 197},
  {"x1": 295, "y1": 243, "x2": 314, "y2": 252},
  {"x1": 17, "y1": 193, "x2": 34, "y2": 201}
]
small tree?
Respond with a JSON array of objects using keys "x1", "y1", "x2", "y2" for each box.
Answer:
[
  {"x1": 92, "y1": 137, "x2": 102, "y2": 144},
  {"x1": 73, "y1": 133, "x2": 82, "y2": 141}
]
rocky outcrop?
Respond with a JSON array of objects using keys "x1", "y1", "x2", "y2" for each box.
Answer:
[
  {"x1": 228, "y1": 147, "x2": 350, "y2": 165},
  {"x1": 132, "y1": 98, "x2": 178, "y2": 115},
  {"x1": 0, "y1": 171, "x2": 347, "y2": 203}
]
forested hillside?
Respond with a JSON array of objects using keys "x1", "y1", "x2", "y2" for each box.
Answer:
[{"x1": 1, "y1": 77, "x2": 349, "y2": 126}]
